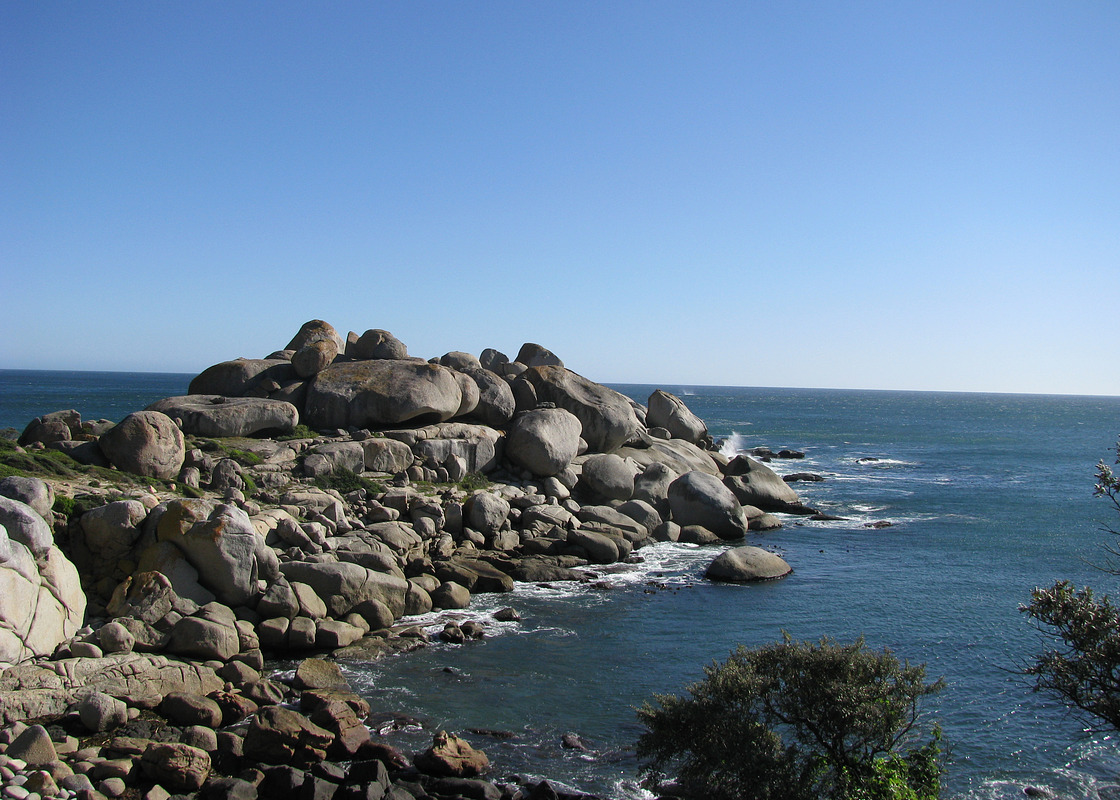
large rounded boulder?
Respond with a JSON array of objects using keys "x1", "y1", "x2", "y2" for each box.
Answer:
[
  {"x1": 524, "y1": 366, "x2": 641, "y2": 453},
  {"x1": 350, "y1": 329, "x2": 409, "y2": 360},
  {"x1": 722, "y1": 455, "x2": 805, "y2": 513},
  {"x1": 579, "y1": 453, "x2": 637, "y2": 501},
  {"x1": 188, "y1": 358, "x2": 295, "y2": 397},
  {"x1": 667, "y1": 470, "x2": 749, "y2": 540},
  {"x1": 98, "y1": 411, "x2": 185, "y2": 479},
  {"x1": 304, "y1": 360, "x2": 463, "y2": 430},
  {"x1": 505, "y1": 408, "x2": 582, "y2": 477},
  {"x1": 705, "y1": 546, "x2": 792, "y2": 582},
  {"x1": 285, "y1": 319, "x2": 345, "y2": 355},
  {"x1": 291, "y1": 339, "x2": 339, "y2": 378},
  {"x1": 646, "y1": 390, "x2": 708, "y2": 444},
  {"x1": 460, "y1": 368, "x2": 516, "y2": 427},
  {"x1": 146, "y1": 396, "x2": 299, "y2": 438}
]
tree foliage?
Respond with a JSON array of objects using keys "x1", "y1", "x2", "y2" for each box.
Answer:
[
  {"x1": 635, "y1": 635, "x2": 945, "y2": 800},
  {"x1": 1021, "y1": 437, "x2": 1120, "y2": 731}
]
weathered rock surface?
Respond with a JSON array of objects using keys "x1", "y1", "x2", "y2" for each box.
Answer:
[
  {"x1": 579, "y1": 453, "x2": 637, "y2": 501},
  {"x1": 667, "y1": 471, "x2": 749, "y2": 540},
  {"x1": 706, "y1": 546, "x2": 792, "y2": 582},
  {"x1": 461, "y1": 367, "x2": 516, "y2": 427},
  {"x1": 157, "y1": 500, "x2": 276, "y2": 607},
  {"x1": 350, "y1": 328, "x2": 409, "y2": 360},
  {"x1": 304, "y1": 360, "x2": 463, "y2": 429},
  {"x1": 723, "y1": 455, "x2": 807, "y2": 512},
  {"x1": 280, "y1": 561, "x2": 408, "y2": 618},
  {"x1": 416, "y1": 730, "x2": 490, "y2": 777},
  {"x1": 646, "y1": 389, "x2": 708, "y2": 444},
  {"x1": 146, "y1": 395, "x2": 299, "y2": 437},
  {"x1": 0, "y1": 477, "x2": 54, "y2": 522},
  {"x1": 98, "y1": 410, "x2": 185, "y2": 479},
  {"x1": 0, "y1": 520, "x2": 85, "y2": 667},
  {"x1": 505, "y1": 408, "x2": 582, "y2": 477},
  {"x1": 524, "y1": 366, "x2": 641, "y2": 453},
  {"x1": 188, "y1": 358, "x2": 295, "y2": 398},
  {"x1": 0, "y1": 495, "x2": 54, "y2": 555}
]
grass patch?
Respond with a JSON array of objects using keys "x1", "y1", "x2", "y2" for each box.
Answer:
[
  {"x1": 457, "y1": 471, "x2": 491, "y2": 492},
  {"x1": 277, "y1": 424, "x2": 318, "y2": 441},
  {"x1": 0, "y1": 438, "x2": 172, "y2": 490},
  {"x1": 53, "y1": 494, "x2": 113, "y2": 520},
  {"x1": 192, "y1": 438, "x2": 265, "y2": 467},
  {"x1": 314, "y1": 468, "x2": 383, "y2": 495}
]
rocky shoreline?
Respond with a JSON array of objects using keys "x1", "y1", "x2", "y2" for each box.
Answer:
[{"x1": 0, "y1": 320, "x2": 819, "y2": 800}]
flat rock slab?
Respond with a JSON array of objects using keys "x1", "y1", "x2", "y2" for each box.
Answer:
[
  {"x1": 705, "y1": 546, "x2": 792, "y2": 582},
  {"x1": 147, "y1": 396, "x2": 299, "y2": 438}
]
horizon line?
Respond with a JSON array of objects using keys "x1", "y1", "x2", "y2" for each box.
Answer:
[{"x1": 1, "y1": 366, "x2": 1117, "y2": 401}]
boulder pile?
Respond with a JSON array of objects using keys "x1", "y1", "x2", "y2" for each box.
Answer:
[{"x1": 1, "y1": 320, "x2": 816, "y2": 799}]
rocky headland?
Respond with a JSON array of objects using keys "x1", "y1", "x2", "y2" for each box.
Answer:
[{"x1": 0, "y1": 320, "x2": 816, "y2": 800}]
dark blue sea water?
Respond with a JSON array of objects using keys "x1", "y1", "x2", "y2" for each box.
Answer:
[
  {"x1": 0, "y1": 369, "x2": 193, "y2": 431},
  {"x1": 3, "y1": 372, "x2": 1119, "y2": 798}
]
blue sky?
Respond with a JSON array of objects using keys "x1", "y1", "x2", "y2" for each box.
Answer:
[{"x1": 3, "y1": 2, "x2": 1117, "y2": 395}]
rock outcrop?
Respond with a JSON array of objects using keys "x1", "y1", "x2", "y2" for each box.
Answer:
[
  {"x1": 705, "y1": 546, "x2": 793, "y2": 582},
  {"x1": 146, "y1": 396, "x2": 299, "y2": 438},
  {"x1": 0, "y1": 318, "x2": 850, "y2": 800}
]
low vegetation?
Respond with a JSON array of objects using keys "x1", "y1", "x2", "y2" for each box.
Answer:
[
  {"x1": 0, "y1": 438, "x2": 151, "y2": 489},
  {"x1": 277, "y1": 423, "x2": 319, "y2": 441},
  {"x1": 314, "y1": 467, "x2": 384, "y2": 496},
  {"x1": 636, "y1": 635, "x2": 945, "y2": 800},
  {"x1": 1022, "y1": 437, "x2": 1120, "y2": 732}
]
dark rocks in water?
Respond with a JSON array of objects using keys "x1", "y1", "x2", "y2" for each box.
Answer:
[
  {"x1": 783, "y1": 472, "x2": 824, "y2": 483},
  {"x1": 469, "y1": 727, "x2": 516, "y2": 740},
  {"x1": 561, "y1": 732, "x2": 590, "y2": 751},
  {"x1": 864, "y1": 520, "x2": 893, "y2": 529},
  {"x1": 415, "y1": 730, "x2": 490, "y2": 778},
  {"x1": 809, "y1": 512, "x2": 847, "y2": 521},
  {"x1": 747, "y1": 446, "x2": 804, "y2": 460},
  {"x1": 856, "y1": 456, "x2": 881, "y2": 463}
]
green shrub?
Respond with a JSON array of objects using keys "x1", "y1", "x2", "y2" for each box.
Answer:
[
  {"x1": 52, "y1": 495, "x2": 75, "y2": 518},
  {"x1": 278, "y1": 424, "x2": 318, "y2": 441},
  {"x1": 457, "y1": 471, "x2": 491, "y2": 492},
  {"x1": 314, "y1": 468, "x2": 382, "y2": 495},
  {"x1": 226, "y1": 448, "x2": 263, "y2": 467},
  {"x1": 636, "y1": 635, "x2": 944, "y2": 800}
]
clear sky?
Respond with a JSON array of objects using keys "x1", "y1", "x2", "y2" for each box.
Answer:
[{"x1": 3, "y1": 2, "x2": 1117, "y2": 395}]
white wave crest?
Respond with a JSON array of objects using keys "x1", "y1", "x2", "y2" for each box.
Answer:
[{"x1": 719, "y1": 432, "x2": 751, "y2": 458}]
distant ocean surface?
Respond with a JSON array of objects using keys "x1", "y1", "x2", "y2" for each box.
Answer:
[
  {"x1": 4, "y1": 370, "x2": 1120, "y2": 799},
  {"x1": 0, "y1": 369, "x2": 193, "y2": 431}
]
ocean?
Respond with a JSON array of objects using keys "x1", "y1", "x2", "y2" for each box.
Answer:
[{"x1": 3, "y1": 370, "x2": 1119, "y2": 799}]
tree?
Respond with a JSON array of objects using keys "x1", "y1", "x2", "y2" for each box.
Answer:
[
  {"x1": 1021, "y1": 437, "x2": 1120, "y2": 731},
  {"x1": 635, "y1": 635, "x2": 945, "y2": 800}
]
